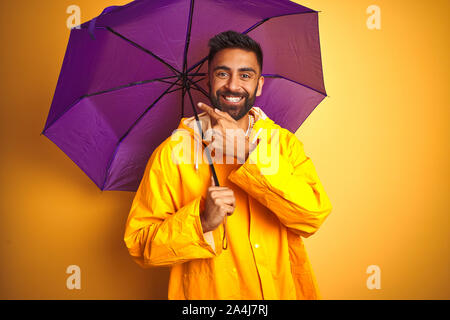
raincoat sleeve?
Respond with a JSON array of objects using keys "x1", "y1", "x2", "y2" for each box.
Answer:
[
  {"x1": 228, "y1": 127, "x2": 332, "y2": 238},
  {"x1": 124, "y1": 142, "x2": 222, "y2": 268}
]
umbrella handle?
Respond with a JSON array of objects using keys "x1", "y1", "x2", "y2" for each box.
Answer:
[
  {"x1": 201, "y1": 140, "x2": 228, "y2": 250},
  {"x1": 202, "y1": 141, "x2": 227, "y2": 249}
]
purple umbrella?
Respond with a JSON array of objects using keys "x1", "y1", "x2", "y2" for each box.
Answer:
[{"x1": 42, "y1": 0, "x2": 327, "y2": 191}]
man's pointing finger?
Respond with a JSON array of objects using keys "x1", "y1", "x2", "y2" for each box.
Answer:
[
  {"x1": 198, "y1": 102, "x2": 222, "y2": 121},
  {"x1": 197, "y1": 102, "x2": 213, "y2": 113}
]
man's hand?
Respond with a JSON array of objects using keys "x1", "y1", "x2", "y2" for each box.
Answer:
[
  {"x1": 200, "y1": 176, "x2": 236, "y2": 233},
  {"x1": 197, "y1": 102, "x2": 251, "y2": 162}
]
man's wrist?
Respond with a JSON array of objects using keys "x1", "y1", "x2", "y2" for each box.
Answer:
[{"x1": 200, "y1": 213, "x2": 211, "y2": 233}]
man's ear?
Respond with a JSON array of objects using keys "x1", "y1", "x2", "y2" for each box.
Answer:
[{"x1": 256, "y1": 75, "x2": 264, "y2": 97}]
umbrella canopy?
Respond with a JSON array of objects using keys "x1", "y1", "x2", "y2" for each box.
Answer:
[{"x1": 42, "y1": 0, "x2": 327, "y2": 191}]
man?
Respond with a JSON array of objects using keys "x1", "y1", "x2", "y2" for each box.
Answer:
[{"x1": 124, "y1": 31, "x2": 332, "y2": 300}]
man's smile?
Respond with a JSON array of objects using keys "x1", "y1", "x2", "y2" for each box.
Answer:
[
  {"x1": 210, "y1": 85, "x2": 257, "y2": 120},
  {"x1": 220, "y1": 94, "x2": 244, "y2": 105}
]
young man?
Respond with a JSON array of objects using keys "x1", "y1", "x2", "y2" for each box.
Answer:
[{"x1": 124, "y1": 31, "x2": 332, "y2": 300}]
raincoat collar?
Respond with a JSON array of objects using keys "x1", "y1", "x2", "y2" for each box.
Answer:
[
  {"x1": 179, "y1": 106, "x2": 271, "y2": 141},
  {"x1": 178, "y1": 106, "x2": 274, "y2": 171}
]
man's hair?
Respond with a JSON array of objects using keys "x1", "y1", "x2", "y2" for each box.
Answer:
[{"x1": 207, "y1": 30, "x2": 263, "y2": 73}]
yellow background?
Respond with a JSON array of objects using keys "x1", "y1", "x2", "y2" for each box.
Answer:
[{"x1": 0, "y1": 0, "x2": 448, "y2": 299}]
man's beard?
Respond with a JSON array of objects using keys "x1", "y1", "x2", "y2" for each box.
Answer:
[{"x1": 208, "y1": 84, "x2": 258, "y2": 121}]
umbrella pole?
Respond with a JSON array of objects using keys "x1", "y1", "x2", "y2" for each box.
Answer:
[
  {"x1": 185, "y1": 86, "x2": 228, "y2": 250},
  {"x1": 185, "y1": 85, "x2": 220, "y2": 187}
]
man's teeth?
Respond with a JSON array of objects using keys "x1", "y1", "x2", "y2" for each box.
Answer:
[{"x1": 224, "y1": 96, "x2": 243, "y2": 102}]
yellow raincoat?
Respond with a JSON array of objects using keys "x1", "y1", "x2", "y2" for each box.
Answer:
[{"x1": 124, "y1": 107, "x2": 332, "y2": 300}]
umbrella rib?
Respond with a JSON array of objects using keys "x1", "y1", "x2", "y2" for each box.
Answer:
[
  {"x1": 186, "y1": 10, "x2": 317, "y2": 74},
  {"x1": 84, "y1": 75, "x2": 180, "y2": 98},
  {"x1": 42, "y1": 75, "x2": 181, "y2": 134},
  {"x1": 242, "y1": 10, "x2": 317, "y2": 35},
  {"x1": 188, "y1": 72, "x2": 206, "y2": 77},
  {"x1": 189, "y1": 59, "x2": 206, "y2": 76},
  {"x1": 181, "y1": 86, "x2": 186, "y2": 118},
  {"x1": 101, "y1": 80, "x2": 179, "y2": 190},
  {"x1": 188, "y1": 76, "x2": 206, "y2": 85},
  {"x1": 181, "y1": 0, "x2": 195, "y2": 119},
  {"x1": 182, "y1": 0, "x2": 195, "y2": 75},
  {"x1": 186, "y1": 77, "x2": 210, "y2": 100},
  {"x1": 190, "y1": 86, "x2": 208, "y2": 95},
  {"x1": 194, "y1": 60, "x2": 205, "y2": 74},
  {"x1": 263, "y1": 74, "x2": 327, "y2": 96},
  {"x1": 105, "y1": 26, "x2": 182, "y2": 76},
  {"x1": 242, "y1": 18, "x2": 270, "y2": 35},
  {"x1": 187, "y1": 57, "x2": 207, "y2": 74},
  {"x1": 179, "y1": 77, "x2": 204, "y2": 117},
  {"x1": 155, "y1": 78, "x2": 184, "y2": 86},
  {"x1": 117, "y1": 79, "x2": 180, "y2": 144},
  {"x1": 167, "y1": 87, "x2": 184, "y2": 94}
]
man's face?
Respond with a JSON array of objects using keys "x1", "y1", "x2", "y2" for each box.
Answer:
[{"x1": 207, "y1": 48, "x2": 264, "y2": 121}]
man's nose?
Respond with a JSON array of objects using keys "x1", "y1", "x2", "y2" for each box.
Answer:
[{"x1": 225, "y1": 74, "x2": 240, "y2": 92}]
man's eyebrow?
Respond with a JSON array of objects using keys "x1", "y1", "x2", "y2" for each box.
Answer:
[
  {"x1": 238, "y1": 67, "x2": 257, "y2": 73},
  {"x1": 213, "y1": 65, "x2": 231, "y2": 72},
  {"x1": 213, "y1": 65, "x2": 257, "y2": 73}
]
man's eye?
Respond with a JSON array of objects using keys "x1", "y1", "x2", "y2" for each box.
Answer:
[
  {"x1": 217, "y1": 72, "x2": 228, "y2": 77},
  {"x1": 241, "y1": 74, "x2": 250, "y2": 79}
]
